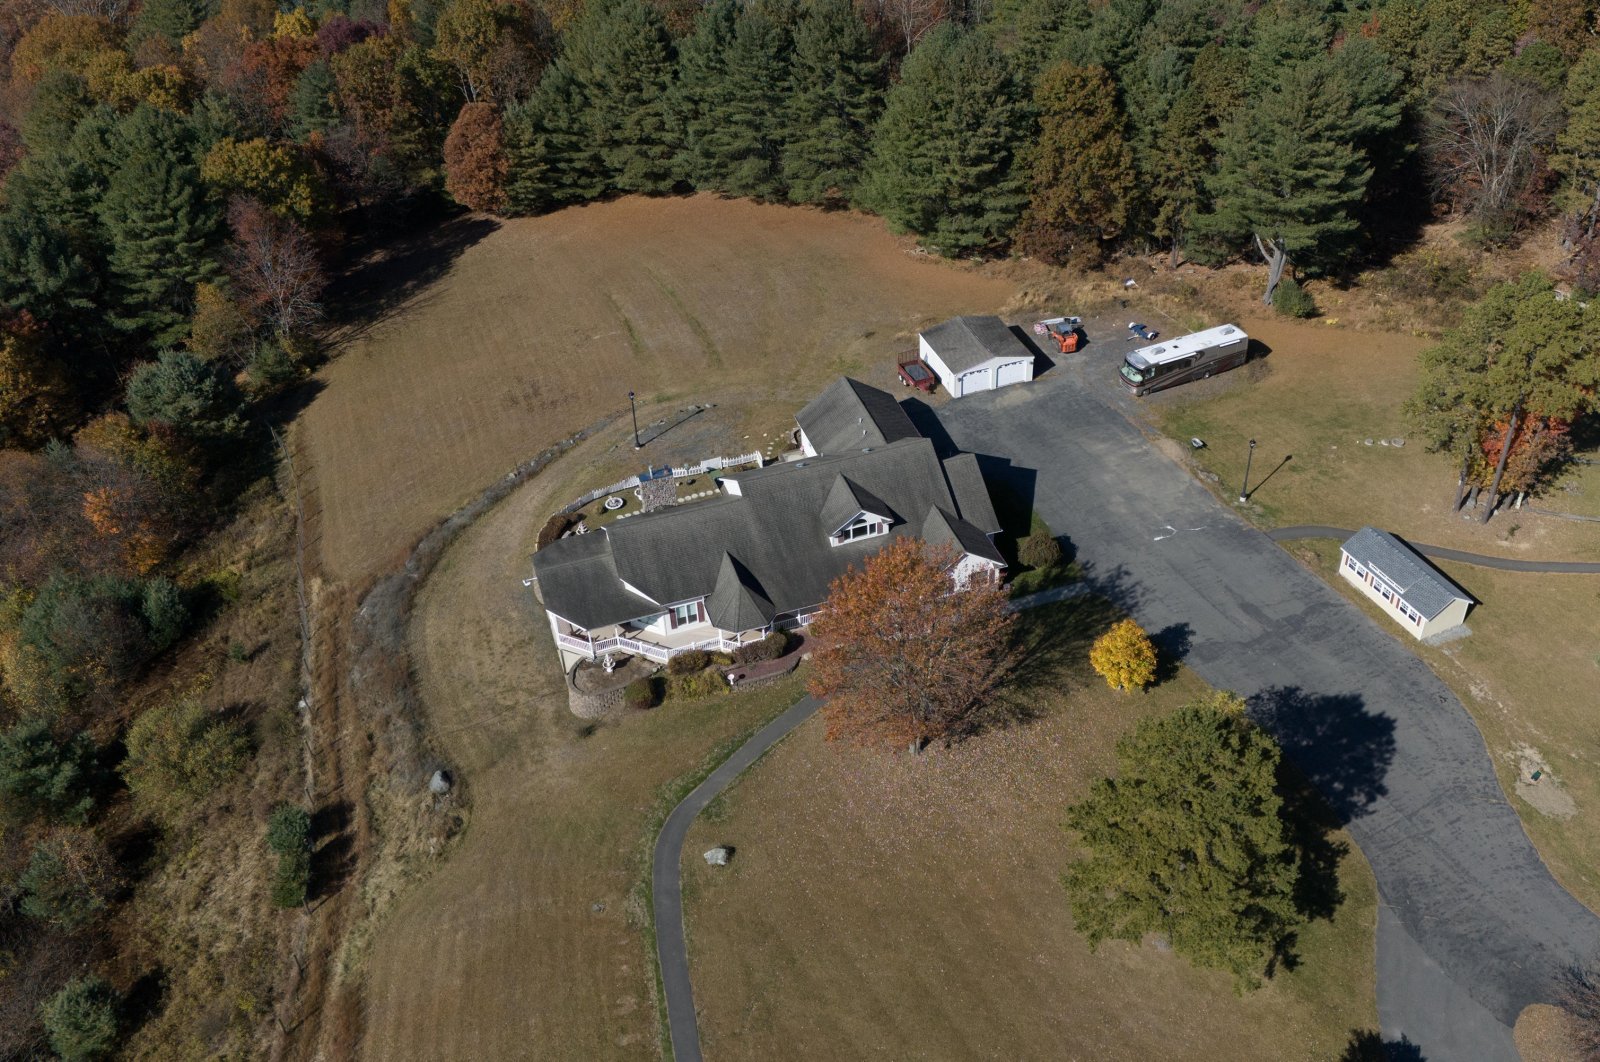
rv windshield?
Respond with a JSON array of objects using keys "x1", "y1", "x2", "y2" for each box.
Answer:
[{"x1": 1119, "y1": 361, "x2": 1148, "y2": 384}]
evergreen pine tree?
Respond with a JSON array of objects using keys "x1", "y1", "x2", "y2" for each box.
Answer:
[
  {"x1": 1553, "y1": 50, "x2": 1600, "y2": 228},
  {"x1": 21, "y1": 71, "x2": 92, "y2": 155},
  {"x1": 99, "y1": 154, "x2": 219, "y2": 345},
  {"x1": 670, "y1": 0, "x2": 739, "y2": 189},
  {"x1": 132, "y1": 0, "x2": 212, "y2": 45},
  {"x1": 1063, "y1": 693, "x2": 1302, "y2": 990},
  {"x1": 0, "y1": 208, "x2": 100, "y2": 326},
  {"x1": 562, "y1": 0, "x2": 678, "y2": 194},
  {"x1": 1016, "y1": 62, "x2": 1134, "y2": 265},
  {"x1": 714, "y1": 7, "x2": 791, "y2": 199},
  {"x1": 858, "y1": 25, "x2": 1029, "y2": 256},
  {"x1": 783, "y1": 0, "x2": 884, "y2": 205},
  {"x1": 988, "y1": 0, "x2": 1089, "y2": 80},
  {"x1": 502, "y1": 65, "x2": 607, "y2": 213},
  {"x1": 1191, "y1": 57, "x2": 1372, "y2": 303},
  {"x1": 1060, "y1": 0, "x2": 1154, "y2": 73},
  {"x1": 291, "y1": 61, "x2": 342, "y2": 142}
]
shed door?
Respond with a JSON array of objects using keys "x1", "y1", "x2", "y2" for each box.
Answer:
[
  {"x1": 996, "y1": 360, "x2": 1030, "y2": 387},
  {"x1": 958, "y1": 367, "x2": 991, "y2": 396}
]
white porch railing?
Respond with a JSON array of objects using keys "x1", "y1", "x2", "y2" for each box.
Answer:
[{"x1": 555, "y1": 631, "x2": 746, "y2": 663}]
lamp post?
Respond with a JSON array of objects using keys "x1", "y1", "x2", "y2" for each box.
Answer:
[
  {"x1": 629, "y1": 390, "x2": 640, "y2": 450},
  {"x1": 1238, "y1": 438, "x2": 1256, "y2": 504}
]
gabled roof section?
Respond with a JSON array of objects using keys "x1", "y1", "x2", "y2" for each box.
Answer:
[
  {"x1": 941, "y1": 453, "x2": 999, "y2": 535},
  {"x1": 821, "y1": 473, "x2": 894, "y2": 534},
  {"x1": 530, "y1": 532, "x2": 660, "y2": 630},
  {"x1": 920, "y1": 316, "x2": 1035, "y2": 375},
  {"x1": 705, "y1": 554, "x2": 775, "y2": 633},
  {"x1": 922, "y1": 507, "x2": 1006, "y2": 566},
  {"x1": 796, "y1": 377, "x2": 921, "y2": 455},
  {"x1": 533, "y1": 428, "x2": 1009, "y2": 633},
  {"x1": 1341, "y1": 526, "x2": 1473, "y2": 620}
]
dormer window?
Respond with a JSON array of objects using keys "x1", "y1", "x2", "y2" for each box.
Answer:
[{"x1": 830, "y1": 512, "x2": 889, "y2": 546}]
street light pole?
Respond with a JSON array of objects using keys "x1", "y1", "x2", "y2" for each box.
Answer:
[
  {"x1": 629, "y1": 390, "x2": 641, "y2": 450},
  {"x1": 1239, "y1": 438, "x2": 1256, "y2": 504}
]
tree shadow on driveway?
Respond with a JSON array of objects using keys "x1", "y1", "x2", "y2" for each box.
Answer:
[{"x1": 1248, "y1": 685, "x2": 1396, "y2": 825}]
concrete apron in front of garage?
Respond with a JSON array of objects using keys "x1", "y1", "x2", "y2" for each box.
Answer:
[{"x1": 929, "y1": 345, "x2": 1600, "y2": 1062}]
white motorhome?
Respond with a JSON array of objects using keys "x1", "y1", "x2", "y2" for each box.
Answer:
[{"x1": 1119, "y1": 324, "x2": 1250, "y2": 396}]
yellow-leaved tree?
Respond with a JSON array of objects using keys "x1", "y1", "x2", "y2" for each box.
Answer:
[{"x1": 1089, "y1": 618, "x2": 1157, "y2": 693}]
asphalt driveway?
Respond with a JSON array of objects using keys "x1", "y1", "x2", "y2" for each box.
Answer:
[{"x1": 927, "y1": 348, "x2": 1600, "y2": 1060}]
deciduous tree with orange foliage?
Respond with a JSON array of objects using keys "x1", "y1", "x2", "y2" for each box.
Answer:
[
  {"x1": 807, "y1": 537, "x2": 1015, "y2": 753},
  {"x1": 443, "y1": 101, "x2": 508, "y2": 212},
  {"x1": 1089, "y1": 618, "x2": 1156, "y2": 693}
]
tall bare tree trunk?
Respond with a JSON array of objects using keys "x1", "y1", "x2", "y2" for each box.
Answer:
[
  {"x1": 1481, "y1": 402, "x2": 1523, "y2": 523},
  {"x1": 1451, "y1": 447, "x2": 1473, "y2": 511},
  {"x1": 1254, "y1": 233, "x2": 1287, "y2": 304}
]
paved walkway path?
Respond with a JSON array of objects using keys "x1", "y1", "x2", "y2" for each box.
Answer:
[
  {"x1": 653, "y1": 695, "x2": 823, "y2": 1062},
  {"x1": 1269, "y1": 525, "x2": 1600, "y2": 573}
]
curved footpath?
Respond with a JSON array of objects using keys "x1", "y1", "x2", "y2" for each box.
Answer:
[
  {"x1": 653, "y1": 696, "x2": 823, "y2": 1062},
  {"x1": 653, "y1": 582, "x2": 1089, "y2": 1062},
  {"x1": 1268, "y1": 525, "x2": 1600, "y2": 573}
]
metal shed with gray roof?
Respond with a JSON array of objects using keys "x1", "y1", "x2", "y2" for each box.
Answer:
[
  {"x1": 1339, "y1": 527, "x2": 1473, "y2": 640},
  {"x1": 918, "y1": 315, "x2": 1036, "y2": 397}
]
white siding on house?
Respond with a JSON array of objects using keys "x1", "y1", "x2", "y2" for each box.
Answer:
[
  {"x1": 798, "y1": 428, "x2": 817, "y2": 458},
  {"x1": 951, "y1": 552, "x2": 1002, "y2": 589}
]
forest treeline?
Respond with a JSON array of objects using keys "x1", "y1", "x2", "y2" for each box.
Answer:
[
  {"x1": 1, "y1": 0, "x2": 1598, "y2": 451},
  {"x1": 0, "y1": 0, "x2": 1597, "y2": 1055}
]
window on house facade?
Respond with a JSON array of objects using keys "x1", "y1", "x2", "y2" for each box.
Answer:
[
  {"x1": 670, "y1": 602, "x2": 700, "y2": 627},
  {"x1": 831, "y1": 514, "x2": 888, "y2": 545},
  {"x1": 1345, "y1": 555, "x2": 1356, "y2": 570}
]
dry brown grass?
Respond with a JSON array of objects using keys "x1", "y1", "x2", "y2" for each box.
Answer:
[
  {"x1": 115, "y1": 483, "x2": 307, "y2": 1059},
  {"x1": 1152, "y1": 314, "x2": 1600, "y2": 561},
  {"x1": 299, "y1": 195, "x2": 1016, "y2": 582},
  {"x1": 682, "y1": 600, "x2": 1378, "y2": 1061},
  {"x1": 1515, "y1": 1003, "x2": 1589, "y2": 1062}
]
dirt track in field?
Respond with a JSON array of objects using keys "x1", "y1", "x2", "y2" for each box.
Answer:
[
  {"x1": 299, "y1": 195, "x2": 1014, "y2": 582},
  {"x1": 353, "y1": 435, "x2": 810, "y2": 1060}
]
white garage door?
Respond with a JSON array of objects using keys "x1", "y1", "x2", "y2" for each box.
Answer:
[
  {"x1": 996, "y1": 360, "x2": 1031, "y2": 387},
  {"x1": 958, "y1": 367, "x2": 992, "y2": 396}
]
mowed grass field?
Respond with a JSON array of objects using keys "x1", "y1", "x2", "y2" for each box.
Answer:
[
  {"x1": 298, "y1": 195, "x2": 1014, "y2": 581},
  {"x1": 357, "y1": 439, "x2": 812, "y2": 1060},
  {"x1": 1152, "y1": 315, "x2": 1600, "y2": 561},
  {"x1": 683, "y1": 600, "x2": 1379, "y2": 1061}
]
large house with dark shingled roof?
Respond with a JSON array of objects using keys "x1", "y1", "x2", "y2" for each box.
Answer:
[{"x1": 532, "y1": 378, "x2": 1005, "y2": 670}]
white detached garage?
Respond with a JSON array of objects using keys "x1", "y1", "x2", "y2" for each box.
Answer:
[{"x1": 918, "y1": 316, "x2": 1036, "y2": 397}]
